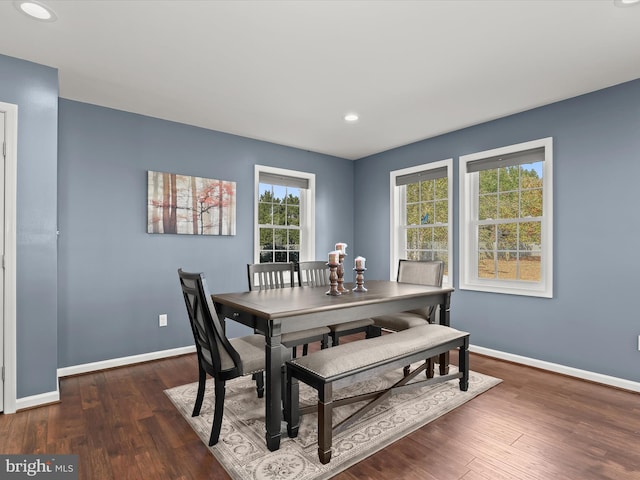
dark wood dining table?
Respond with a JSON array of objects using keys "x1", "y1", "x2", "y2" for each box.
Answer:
[{"x1": 212, "y1": 280, "x2": 454, "y2": 451}]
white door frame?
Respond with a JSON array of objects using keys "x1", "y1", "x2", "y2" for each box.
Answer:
[{"x1": 1, "y1": 102, "x2": 17, "y2": 414}]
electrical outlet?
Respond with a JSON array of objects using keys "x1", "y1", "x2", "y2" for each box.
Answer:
[{"x1": 159, "y1": 314, "x2": 168, "y2": 327}]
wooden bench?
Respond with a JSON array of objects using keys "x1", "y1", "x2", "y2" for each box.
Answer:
[{"x1": 285, "y1": 323, "x2": 469, "y2": 464}]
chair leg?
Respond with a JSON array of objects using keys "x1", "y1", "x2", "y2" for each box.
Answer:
[
  {"x1": 286, "y1": 366, "x2": 300, "y2": 438},
  {"x1": 209, "y1": 379, "x2": 226, "y2": 446},
  {"x1": 321, "y1": 334, "x2": 329, "y2": 349},
  {"x1": 281, "y1": 347, "x2": 293, "y2": 423},
  {"x1": 331, "y1": 333, "x2": 340, "y2": 347},
  {"x1": 192, "y1": 365, "x2": 206, "y2": 417},
  {"x1": 291, "y1": 346, "x2": 298, "y2": 358},
  {"x1": 253, "y1": 372, "x2": 264, "y2": 398},
  {"x1": 459, "y1": 342, "x2": 469, "y2": 392},
  {"x1": 366, "y1": 325, "x2": 382, "y2": 338},
  {"x1": 302, "y1": 343, "x2": 309, "y2": 356}
]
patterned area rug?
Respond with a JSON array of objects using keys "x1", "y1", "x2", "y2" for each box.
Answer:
[{"x1": 165, "y1": 365, "x2": 501, "y2": 480}]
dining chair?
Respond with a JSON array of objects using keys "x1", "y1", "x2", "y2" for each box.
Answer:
[
  {"x1": 371, "y1": 259, "x2": 445, "y2": 332},
  {"x1": 370, "y1": 259, "x2": 445, "y2": 377},
  {"x1": 247, "y1": 262, "x2": 330, "y2": 356},
  {"x1": 297, "y1": 260, "x2": 374, "y2": 346},
  {"x1": 178, "y1": 268, "x2": 266, "y2": 446}
]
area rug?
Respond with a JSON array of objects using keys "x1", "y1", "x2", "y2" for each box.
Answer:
[{"x1": 165, "y1": 365, "x2": 501, "y2": 480}]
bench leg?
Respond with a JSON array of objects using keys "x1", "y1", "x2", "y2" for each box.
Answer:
[
  {"x1": 439, "y1": 352, "x2": 450, "y2": 375},
  {"x1": 286, "y1": 366, "x2": 300, "y2": 438},
  {"x1": 318, "y1": 383, "x2": 333, "y2": 464},
  {"x1": 426, "y1": 357, "x2": 435, "y2": 378}
]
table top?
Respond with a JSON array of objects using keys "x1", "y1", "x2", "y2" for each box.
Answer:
[{"x1": 212, "y1": 280, "x2": 453, "y2": 320}]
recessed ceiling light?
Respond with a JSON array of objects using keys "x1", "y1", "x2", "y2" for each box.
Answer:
[
  {"x1": 14, "y1": 1, "x2": 57, "y2": 21},
  {"x1": 344, "y1": 113, "x2": 359, "y2": 123},
  {"x1": 614, "y1": 0, "x2": 640, "y2": 7}
]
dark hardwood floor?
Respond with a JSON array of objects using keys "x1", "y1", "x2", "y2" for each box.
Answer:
[{"x1": 1, "y1": 337, "x2": 639, "y2": 479}]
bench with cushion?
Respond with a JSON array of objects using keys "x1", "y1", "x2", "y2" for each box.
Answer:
[{"x1": 285, "y1": 323, "x2": 469, "y2": 464}]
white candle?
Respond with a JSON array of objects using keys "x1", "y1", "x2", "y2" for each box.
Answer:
[
  {"x1": 335, "y1": 242, "x2": 347, "y2": 254},
  {"x1": 355, "y1": 256, "x2": 366, "y2": 269},
  {"x1": 329, "y1": 251, "x2": 340, "y2": 264}
]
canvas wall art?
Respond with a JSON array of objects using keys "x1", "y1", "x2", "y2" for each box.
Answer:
[{"x1": 147, "y1": 171, "x2": 236, "y2": 235}]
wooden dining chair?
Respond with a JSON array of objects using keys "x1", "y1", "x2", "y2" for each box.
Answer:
[
  {"x1": 247, "y1": 262, "x2": 330, "y2": 356},
  {"x1": 371, "y1": 259, "x2": 444, "y2": 332},
  {"x1": 297, "y1": 260, "x2": 374, "y2": 346},
  {"x1": 178, "y1": 269, "x2": 265, "y2": 446},
  {"x1": 370, "y1": 259, "x2": 445, "y2": 377}
]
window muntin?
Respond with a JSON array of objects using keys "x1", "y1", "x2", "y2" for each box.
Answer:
[
  {"x1": 460, "y1": 138, "x2": 553, "y2": 297},
  {"x1": 255, "y1": 165, "x2": 315, "y2": 265},
  {"x1": 258, "y1": 183, "x2": 301, "y2": 263},
  {"x1": 390, "y1": 159, "x2": 453, "y2": 285},
  {"x1": 404, "y1": 175, "x2": 450, "y2": 273},
  {"x1": 476, "y1": 162, "x2": 543, "y2": 281}
]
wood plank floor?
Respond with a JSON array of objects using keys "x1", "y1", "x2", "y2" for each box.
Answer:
[{"x1": 1, "y1": 338, "x2": 639, "y2": 479}]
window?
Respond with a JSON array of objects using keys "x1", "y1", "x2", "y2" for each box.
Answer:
[
  {"x1": 255, "y1": 165, "x2": 315, "y2": 264},
  {"x1": 390, "y1": 159, "x2": 453, "y2": 285},
  {"x1": 459, "y1": 137, "x2": 553, "y2": 297}
]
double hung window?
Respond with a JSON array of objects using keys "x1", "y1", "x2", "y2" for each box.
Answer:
[
  {"x1": 254, "y1": 165, "x2": 315, "y2": 264},
  {"x1": 459, "y1": 138, "x2": 553, "y2": 297},
  {"x1": 390, "y1": 159, "x2": 453, "y2": 285}
]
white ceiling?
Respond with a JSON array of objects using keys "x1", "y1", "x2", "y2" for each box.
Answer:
[{"x1": 1, "y1": 0, "x2": 639, "y2": 160}]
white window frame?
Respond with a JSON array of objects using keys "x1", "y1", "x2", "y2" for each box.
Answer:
[
  {"x1": 254, "y1": 165, "x2": 315, "y2": 264},
  {"x1": 459, "y1": 137, "x2": 553, "y2": 298},
  {"x1": 390, "y1": 159, "x2": 453, "y2": 286}
]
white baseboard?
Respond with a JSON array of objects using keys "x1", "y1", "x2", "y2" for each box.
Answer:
[
  {"x1": 56, "y1": 345, "x2": 196, "y2": 378},
  {"x1": 15, "y1": 389, "x2": 60, "y2": 411},
  {"x1": 14, "y1": 343, "x2": 637, "y2": 412},
  {"x1": 470, "y1": 344, "x2": 640, "y2": 393},
  {"x1": 11, "y1": 346, "x2": 196, "y2": 412}
]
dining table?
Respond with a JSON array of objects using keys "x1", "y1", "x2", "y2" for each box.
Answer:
[{"x1": 212, "y1": 279, "x2": 454, "y2": 452}]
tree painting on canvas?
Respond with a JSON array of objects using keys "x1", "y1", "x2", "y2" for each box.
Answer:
[{"x1": 147, "y1": 171, "x2": 236, "y2": 235}]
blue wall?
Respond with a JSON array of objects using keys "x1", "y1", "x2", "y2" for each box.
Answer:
[
  {"x1": 57, "y1": 100, "x2": 355, "y2": 368},
  {"x1": 354, "y1": 78, "x2": 640, "y2": 383},
  {"x1": 0, "y1": 54, "x2": 59, "y2": 398},
  {"x1": 3, "y1": 49, "x2": 639, "y2": 400}
]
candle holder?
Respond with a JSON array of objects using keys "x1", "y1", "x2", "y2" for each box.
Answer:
[
  {"x1": 352, "y1": 267, "x2": 367, "y2": 292},
  {"x1": 326, "y1": 262, "x2": 341, "y2": 296},
  {"x1": 337, "y1": 253, "x2": 349, "y2": 293}
]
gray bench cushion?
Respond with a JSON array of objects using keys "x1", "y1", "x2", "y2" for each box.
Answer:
[{"x1": 289, "y1": 324, "x2": 468, "y2": 380}]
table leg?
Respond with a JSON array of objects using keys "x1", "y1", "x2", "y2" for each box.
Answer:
[
  {"x1": 265, "y1": 326, "x2": 283, "y2": 451},
  {"x1": 439, "y1": 293, "x2": 451, "y2": 375}
]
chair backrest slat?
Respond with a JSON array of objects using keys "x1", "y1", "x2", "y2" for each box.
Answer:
[
  {"x1": 297, "y1": 261, "x2": 330, "y2": 287},
  {"x1": 247, "y1": 262, "x2": 295, "y2": 291}
]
